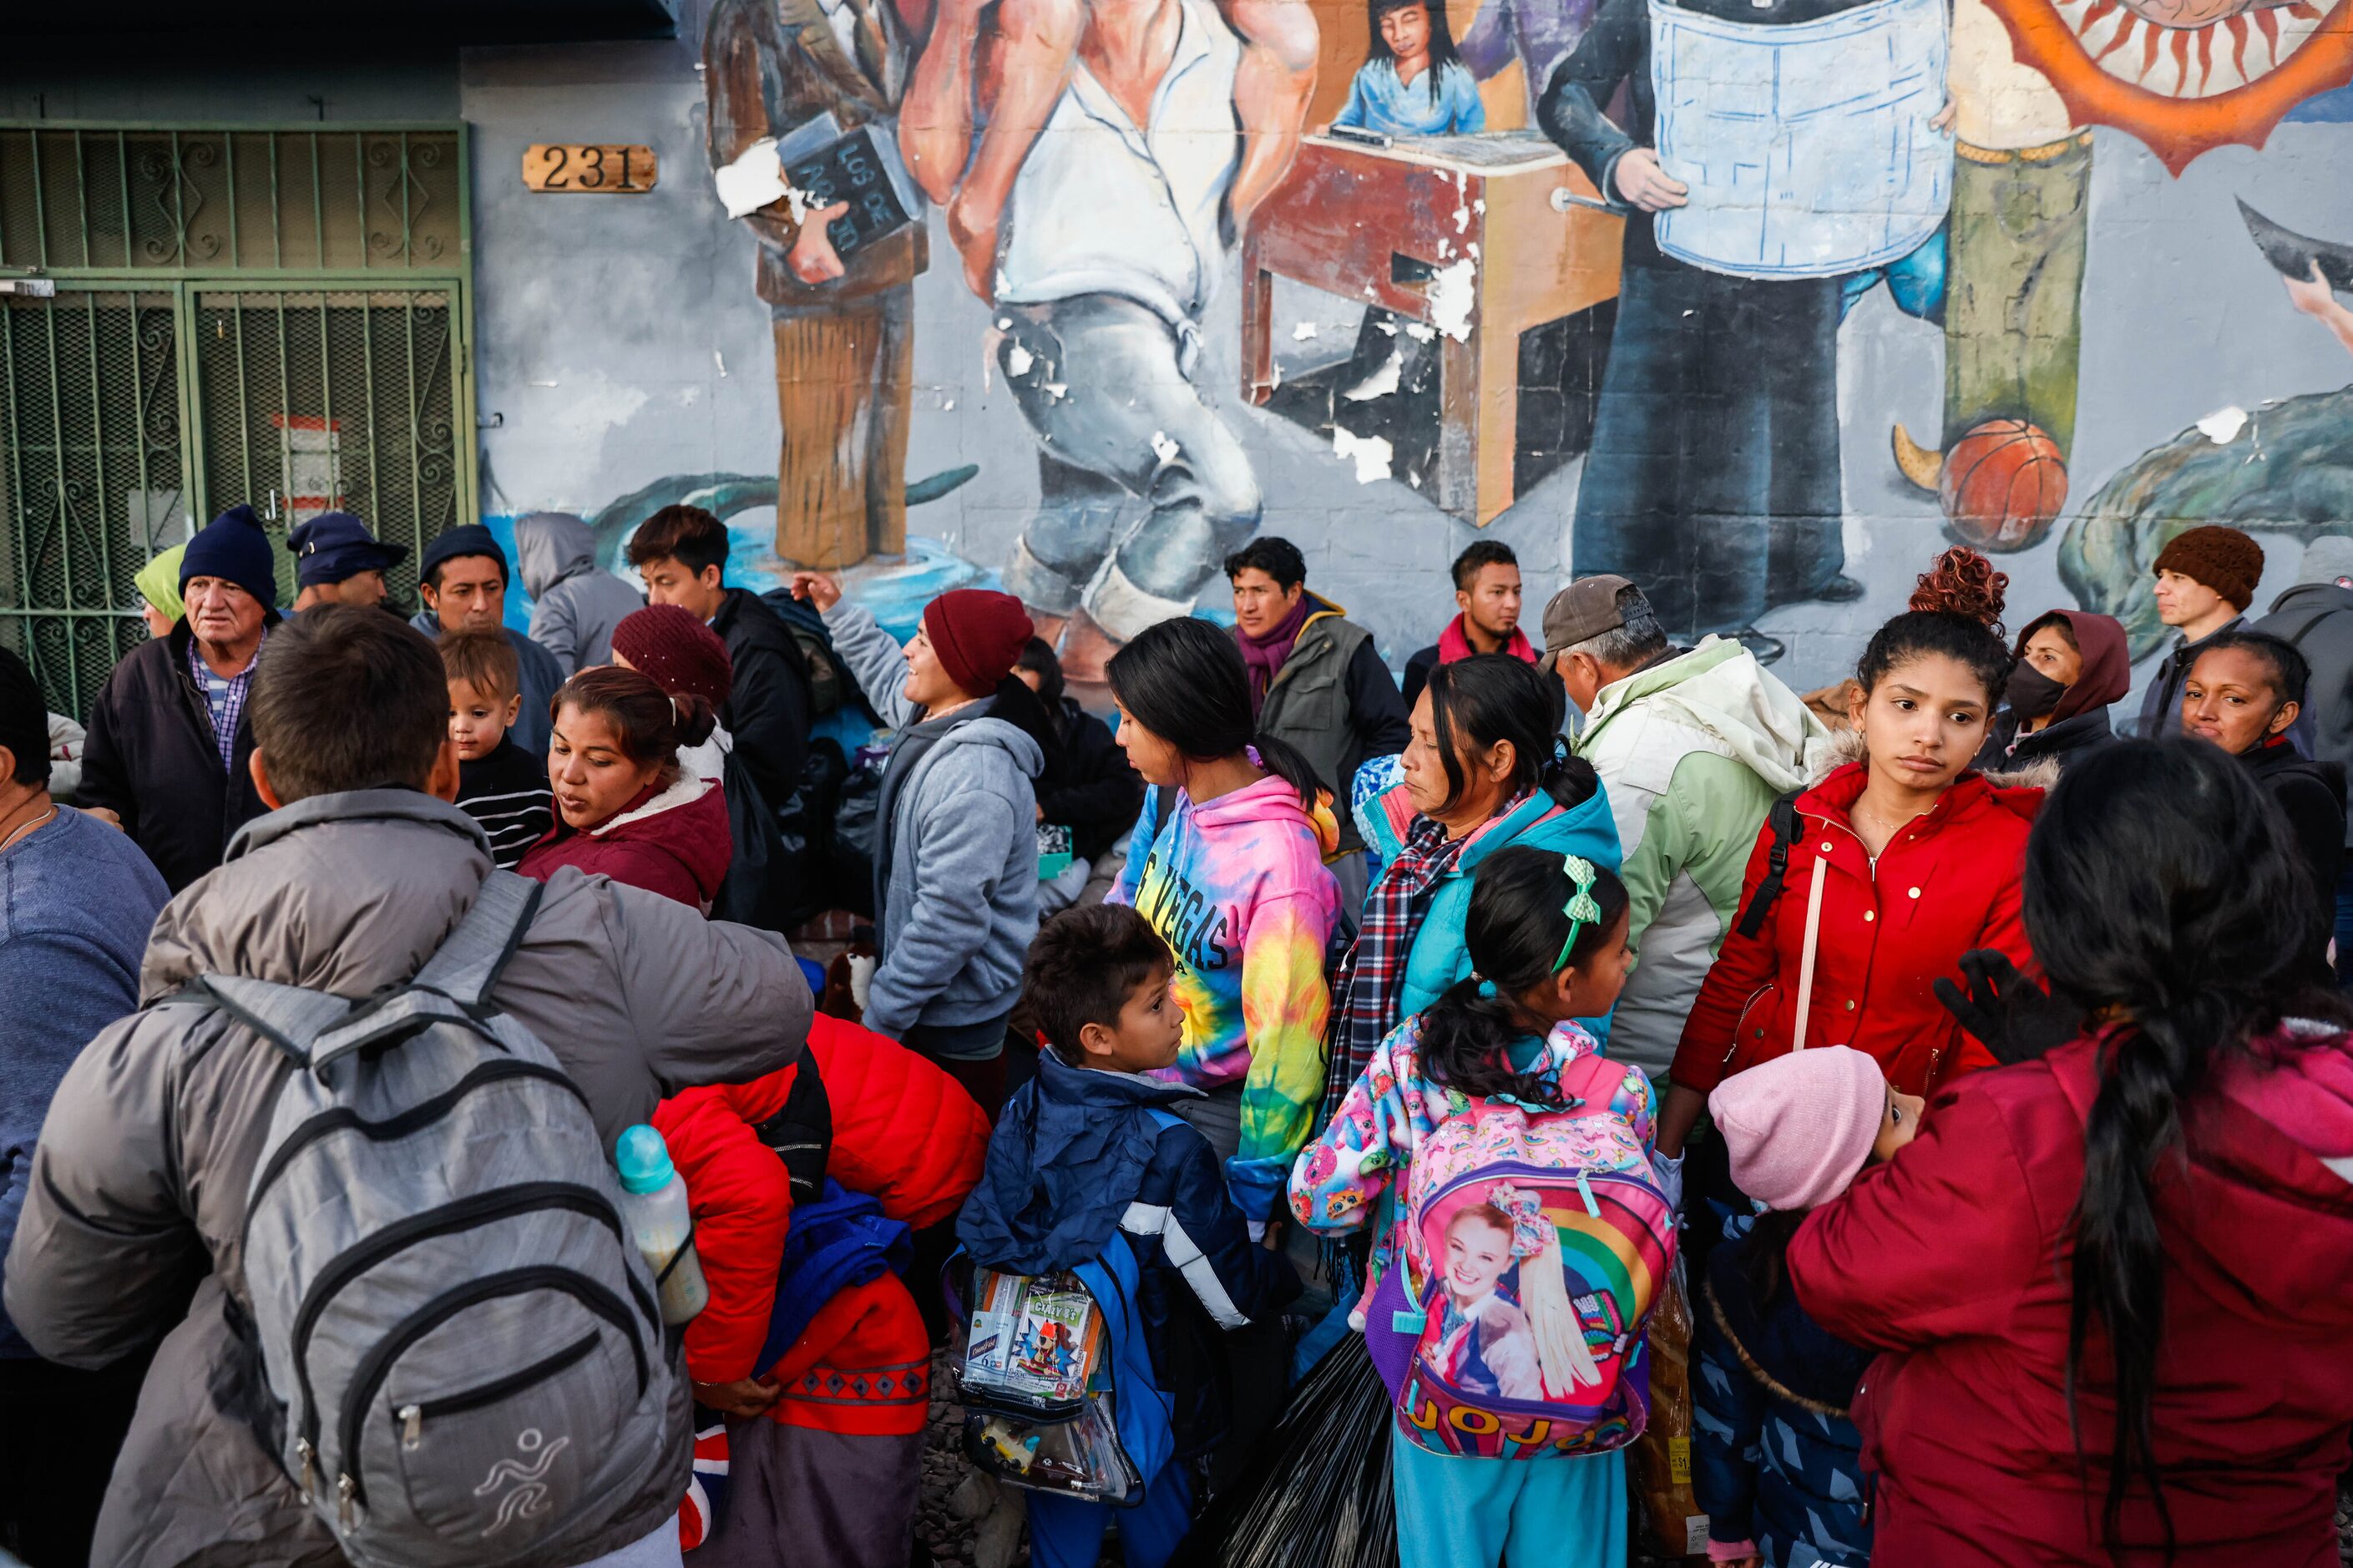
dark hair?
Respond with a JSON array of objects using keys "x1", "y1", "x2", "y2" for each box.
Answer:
[
  {"x1": 1856, "y1": 550, "x2": 2013, "y2": 709},
  {"x1": 2021, "y1": 609, "x2": 2079, "y2": 653},
  {"x1": 1017, "y1": 636, "x2": 1065, "y2": 711},
  {"x1": 625, "y1": 504, "x2": 730, "y2": 579},
  {"x1": 550, "y1": 665, "x2": 717, "y2": 789},
  {"x1": 1366, "y1": 0, "x2": 1466, "y2": 103},
  {"x1": 1450, "y1": 540, "x2": 1517, "y2": 592},
  {"x1": 1023, "y1": 903, "x2": 1176, "y2": 1065},
  {"x1": 2027, "y1": 740, "x2": 2348, "y2": 1551},
  {"x1": 248, "y1": 607, "x2": 448, "y2": 802},
  {"x1": 1421, "y1": 654, "x2": 1561, "y2": 814},
  {"x1": 982, "y1": 671, "x2": 1067, "y2": 776},
  {"x1": 2193, "y1": 629, "x2": 2309, "y2": 712},
  {"x1": 438, "y1": 626, "x2": 520, "y2": 701},
  {"x1": 1106, "y1": 615, "x2": 1326, "y2": 807},
  {"x1": 1222, "y1": 536, "x2": 1308, "y2": 591},
  {"x1": 0, "y1": 645, "x2": 52, "y2": 787},
  {"x1": 1418, "y1": 845, "x2": 1628, "y2": 1101}
]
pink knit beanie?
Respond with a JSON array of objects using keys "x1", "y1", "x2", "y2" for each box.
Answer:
[{"x1": 1708, "y1": 1046, "x2": 1888, "y2": 1212}]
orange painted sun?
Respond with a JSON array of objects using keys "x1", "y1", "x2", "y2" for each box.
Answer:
[{"x1": 1983, "y1": 0, "x2": 2353, "y2": 171}]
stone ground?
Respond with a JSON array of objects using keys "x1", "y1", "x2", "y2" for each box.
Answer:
[{"x1": 912, "y1": 1347, "x2": 2353, "y2": 1567}]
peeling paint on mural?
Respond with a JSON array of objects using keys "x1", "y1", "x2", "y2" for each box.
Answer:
[{"x1": 453, "y1": 0, "x2": 2353, "y2": 706}]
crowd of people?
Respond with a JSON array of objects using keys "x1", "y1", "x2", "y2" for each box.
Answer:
[{"x1": 0, "y1": 504, "x2": 2350, "y2": 1568}]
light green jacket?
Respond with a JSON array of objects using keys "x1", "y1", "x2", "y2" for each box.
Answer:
[{"x1": 1570, "y1": 637, "x2": 1834, "y2": 1080}]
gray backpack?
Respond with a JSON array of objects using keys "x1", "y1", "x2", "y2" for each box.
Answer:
[{"x1": 184, "y1": 872, "x2": 671, "y2": 1567}]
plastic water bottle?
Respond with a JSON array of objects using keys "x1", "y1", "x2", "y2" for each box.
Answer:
[{"x1": 614, "y1": 1125, "x2": 708, "y2": 1325}]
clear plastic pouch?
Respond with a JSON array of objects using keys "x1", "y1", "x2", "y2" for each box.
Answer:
[
  {"x1": 961, "y1": 1396, "x2": 1144, "y2": 1503},
  {"x1": 959, "y1": 1268, "x2": 1142, "y2": 1503}
]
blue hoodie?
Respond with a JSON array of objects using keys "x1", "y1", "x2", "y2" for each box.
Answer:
[{"x1": 958, "y1": 1052, "x2": 1300, "y2": 1453}]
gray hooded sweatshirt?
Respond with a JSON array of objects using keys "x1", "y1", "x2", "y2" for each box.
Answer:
[
  {"x1": 3, "y1": 790, "x2": 809, "y2": 1568},
  {"x1": 517, "y1": 511, "x2": 646, "y2": 675},
  {"x1": 823, "y1": 600, "x2": 1044, "y2": 1039}
]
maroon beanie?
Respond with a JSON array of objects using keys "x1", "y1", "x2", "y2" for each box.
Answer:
[
  {"x1": 924, "y1": 589, "x2": 1035, "y2": 695},
  {"x1": 2152, "y1": 525, "x2": 2264, "y2": 611},
  {"x1": 611, "y1": 604, "x2": 733, "y2": 707}
]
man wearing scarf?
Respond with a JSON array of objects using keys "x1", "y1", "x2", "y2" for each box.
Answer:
[
  {"x1": 1227, "y1": 536, "x2": 1410, "y2": 912},
  {"x1": 1402, "y1": 540, "x2": 1539, "y2": 707}
]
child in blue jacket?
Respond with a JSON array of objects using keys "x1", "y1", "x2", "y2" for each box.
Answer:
[
  {"x1": 1693, "y1": 1046, "x2": 1924, "y2": 1568},
  {"x1": 957, "y1": 904, "x2": 1301, "y2": 1568}
]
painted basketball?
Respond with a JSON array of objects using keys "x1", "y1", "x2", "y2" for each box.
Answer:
[{"x1": 1940, "y1": 419, "x2": 2069, "y2": 554}]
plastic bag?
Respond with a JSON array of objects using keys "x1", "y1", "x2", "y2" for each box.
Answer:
[
  {"x1": 1629, "y1": 1264, "x2": 1710, "y2": 1560},
  {"x1": 963, "y1": 1399, "x2": 1143, "y2": 1504},
  {"x1": 1171, "y1": 1338, "x2": 1398, "y2": 1568}
]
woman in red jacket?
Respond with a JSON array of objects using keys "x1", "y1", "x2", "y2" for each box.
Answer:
[
  {"x1": 1788, "y1": 739, "x2": 2353, "y2": 1566},
  {"x1": 519, "y1": 665, "x2": 732, "y2": 911},
  {"x1": 655, "y1": 1014, "x2": 993, "y2": 1567},
  {"x1": 1659, "y1": 554, "x2": 2040, "y2": 1156}
]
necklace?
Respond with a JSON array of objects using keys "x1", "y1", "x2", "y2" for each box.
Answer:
[
  {"x1": 0, "y1": 805, "x2": 58, "y2": 854},
  {"x1": 1854, "y1": 797, "x2": 1933, "y2": 837}
]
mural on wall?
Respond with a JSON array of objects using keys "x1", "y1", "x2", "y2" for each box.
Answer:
[
  {"x1": 2061, "y1": 205, "x2": 2353, "y2": 655},
  {"x1": 900, "y1": 0, "x2": 1319, "y2": 672},
  {"x1": 1975, "y1": 0, "x2": 2353, "y2": 173},
  {"x1": 706, "y1": 0, "x2": 929, "y2": 570},
  {"x1": 456, "y1": 0, "x2": 2353, "y2": 704}
]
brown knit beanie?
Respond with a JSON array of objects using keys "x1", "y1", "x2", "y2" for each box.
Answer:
[{"x1": 2152, "y1": 525, "x2": 2264, "y2": 611}]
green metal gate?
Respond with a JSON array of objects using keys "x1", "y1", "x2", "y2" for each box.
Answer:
[{"x1": 0, "y1": 124, "x2": 473, "y2": 717}]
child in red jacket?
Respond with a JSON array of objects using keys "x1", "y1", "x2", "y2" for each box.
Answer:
[
  {"x1": 655, "y1": 1014, "x2": 992, "y2": 1567},
  {"x1": 1660, "y1": 554, "x2": 2042, "y2": 1160}
]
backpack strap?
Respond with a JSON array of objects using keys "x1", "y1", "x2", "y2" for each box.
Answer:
[
  {"x1": 1733, "y1": 789, "x2": 1804, "y2": 940},
  {"x1": 306, "y1": 873, "x2": 544, "y2": 1070},
  {"x1": 185, "y1": 975, "x2": 360, "y2": 1067},
  {"x1": 190, "y1": 872, "x2": 544, "y2": 1073},
  {"x1": 410, "y1": 870, "x2": 544, "y2": 1009}
]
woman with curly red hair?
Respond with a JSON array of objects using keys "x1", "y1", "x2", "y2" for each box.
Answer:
[{"x1": 1657, "y1": 550, "x2": 2043, "y2": 1158}]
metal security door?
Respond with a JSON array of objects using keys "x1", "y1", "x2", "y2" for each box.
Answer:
[
  {"x1": 0, "y1": 121, "x2": 473, "y2": 718},
  {"x1": 191, "y1": 286, "x2": 464, "y2": 606},
  {"x1": 0, "y1": 286, "x2": 189, "y2": 720}
]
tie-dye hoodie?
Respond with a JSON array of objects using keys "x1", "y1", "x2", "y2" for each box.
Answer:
[{"x1": 1111, "y1": 774, "x2": 1343, "y2": 1221}]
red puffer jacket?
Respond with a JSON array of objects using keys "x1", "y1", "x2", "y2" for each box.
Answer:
[
  {"x1": 654, "y1": 1014, "x2": 990, "y2": 1434},
  {"x1": 1789, "y1": 1025, "x2": 2353, "y2": 1565},
  {"x1": 1672, "y1": 761, "x2": 2040, "y2": 1099}
]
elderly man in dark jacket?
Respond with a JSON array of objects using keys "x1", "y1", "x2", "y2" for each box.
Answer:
[
  {"x1": 79, "y1": 503, "x2": 280, "y2": 892},
  {"x1": 5, "y1": 608, "x2": 812, "y2": 1568}
]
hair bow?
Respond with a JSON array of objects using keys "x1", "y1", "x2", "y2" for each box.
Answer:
[
  {"x1": 1488, "y1": 1182, "x2": 1551, "y2": 1260},
  {"x1": 1554, "y1": 854, "x2": 1603, "y2": 972}
]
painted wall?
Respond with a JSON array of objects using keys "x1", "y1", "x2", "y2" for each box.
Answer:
[
  {"x1": 453, "y1": 0, "x2": 2353, "y2": 705},
  {"x1": 19, "y1": 1, "x2": 2346, "y2": 700}
]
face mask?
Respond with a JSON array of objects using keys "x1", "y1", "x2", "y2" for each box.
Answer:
[{"x1": 2006, "y1": 661, "x2": 2067, "y2": 721}]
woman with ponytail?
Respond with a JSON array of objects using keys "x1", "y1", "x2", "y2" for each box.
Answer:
[
  {"x1": 1324, "y1": 655, "x2": 1618, "y2": 1128},
  {"x1": 519, "y1": 665, "x2": 733, "y2": 912},
  {"x1": 1787, "y1": 738, "x2": 2353, "y2": 1565},
  {"x1": 1293, "y1": 847, "x2": 1652, "y2": 1568},
  {"x1": 1659, "y1": 550, "x2": 2042, "y2": 1158},
  {"x1": 1105, "y1": 615, "x2": 1344, "y2": 1227}
]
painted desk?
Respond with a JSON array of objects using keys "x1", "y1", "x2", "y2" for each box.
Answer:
[{"x1": 1241, "y1": 130, "x2": 1624, "y2": 525}]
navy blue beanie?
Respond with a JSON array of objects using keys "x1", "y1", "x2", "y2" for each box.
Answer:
[
  {"x1": 418, "y1": 524, "x2": 509, "y2": 589},
  {"x1": 180, "y1": 504, "x2": 279, "y2": 609}
]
